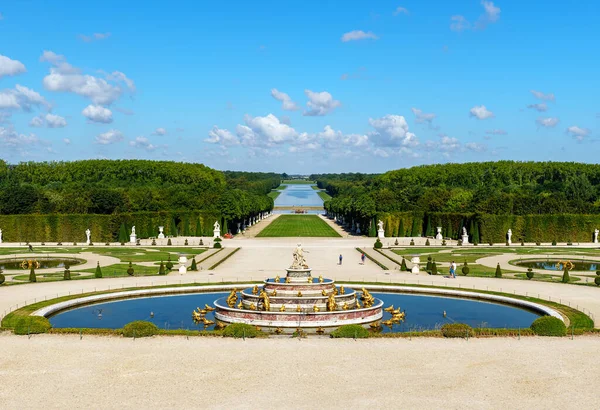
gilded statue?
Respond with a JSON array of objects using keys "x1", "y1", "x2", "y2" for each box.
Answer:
[
  {"x1": 237, "y1": 301, "x2": 243, "y2": 309},
  {"x1": 361, "y1": 288, "x2": 375, "y2": 308},
  {"x1": 296, "y1": 305, "x2": 302, "y2": 312},
  {"x1": 342, "y1": 302, "x2": 349, "y2": 310},
  {"x1": 226, "y1": 289, "x2": 238, "y2": 308},
  {"x1": 204, "y1": 304, "x2": 215, "y2": 312},
  {"x1": 313, "y1": 305, "x2": 320, "y2": 312},
  {"x1": 270, "y1": 289, "x2": 277, "y2": 297},
  {"x1": 307, "y1": 276, "x2": 313, "y2": 283},
  {"x1": 249, "y1": 303, "x2": 257, "y2": 310},
  {"x1": 252, "y1": 285, "x2": 259, "y2": 295},
  {"x1": 339, "y1": 286, "x2": 345, "y2": 295},
  {"x1": 285, "y1": 277, "x2": 291, "y2": 283},
  {"x1": 259, "y1": 289, "x2": 271, "y2": 311},
  {"x1": 321, "y1": 289, "x2": 327, "y2": 296},
  {"x1": 384, "y1": 305, "x2": 395, "y2": 313},
  {"x1": 327, "y1": 294, "x2": 337, "y2": 311},
  {"x1": 316, "y1": 327, "x2": 325, "y2": 335},
  {"x1": 297, "y1": 291, "x2": 302, "y2": 297},
  {"x1": 279, "y1": 305, "x2": 286, "y2": 312},
  {"x1": 274, "y1": 275, "x2": 280, "y2": 283},
  {"x1": 318, "y1": 275, "x2": 324, "y2": 283}
]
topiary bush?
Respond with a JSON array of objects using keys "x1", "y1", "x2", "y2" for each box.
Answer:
[
  {"x1": 14, "y1": 316, "x2": 52, "y2": 335},
  {"x1": 0, "y1": 270, "x2": 5, "y2": 285},
  {"x1": 431, "y1": 260, "x2": 438, "y2": 275},
  {"x1": 595, "y1": 276, "x2": 600, "y2": 286},
  {"x1": 462, "y1": 261, "x2": 470, "y2": 276},
  {"x1": 222, "y1": 323, "x2": 261, "y2": 338},
  {"x1": 495, "y1": 263, "x2": 502, "y2": 278},
  {"x1": 29, "y1": 266, "x2": 36, "y2": 283},
  {"x1": 122, "y1": 321, "x2": 158, "y2": 338},
  {"x1": 126, "y1": 261, "x2": 134, "y2": 276},
  {"x1": 167, "y1": 238, "x2": 172, "y2": 246},
  {"x1": 184, "y1": 239, "x2": 189, "y2": 246},
  {"x1": 394, "y1": 238, "x2": 399, "y2": 246},
  {"x1": 441, "y1": 323, "x2": 473, "y2": 338},
  {"x1": 401, "y1": 258, "x2": 408, "y2": 271},
  {"x1": 562, "y1": 268, "x2": 570, "y2": 283},
  {"x1": 442, "y1": 239, "x2": 447, "y2": 246},
  {"x1": 158, "y1": 261, "x2": 166, "y2": 275},
  {"x1": 94, "y1": 262, "x2": 102, "y2": 278},
  {"x1": 425, "y1": 238, "x2": 430, "y2": 246},
  {"x1": 410, "y1": 239, "x2": 415, "y2": 246},
  {"x1": 426, "y1": 256, "x2": 432, "y2": 272},
  {"x1": 552, "y1": 239, "x2": 557, "y2": 246},
  {"x1": 330, "y1": 324, "x2": 369, "y2": 338},
  {"x1": 214, "y1": 241, "x2": 222, "y2": 249},
  {"x1": 151, "y1": 239, "x2": 156, "y2": 246},
  {"x1": 190, "y1": 258, "x2": 198, "y2": 271},
  {"x1": 374, "y1": 238, "x2": 383, "y2": 249},
  {"x1": 165, "y1": 255, "x2": 173, "y2": 270},
  {"x1": 526, "y1": 268, "x2": 534, "y2": 280},
  {"x1": 530, "y1": 316, "x2": 566, "y2": 336},
  {"x1": 64, "y1": 265, "x2": 71, "y2": 280}
]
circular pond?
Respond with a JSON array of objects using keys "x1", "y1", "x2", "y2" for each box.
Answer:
[
  {"x1": 515, "y1": 259, "x2": 600, "y2": 272},
  {"x1": 0, "y1": 258, "x2": 83, "y2": 270},
  {"x1": 48, "y1": 291, "x2": 541, "y2": 333}
]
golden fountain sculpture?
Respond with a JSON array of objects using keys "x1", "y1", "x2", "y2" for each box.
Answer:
[
  {"x1": 226, "y1": 289, "x2": 238, "y2": 308},
  {"x1": 327, "y1": 294, "x2": 337, "y2": 312},
  {"x1": 556, "y1": 260, "x2": 575, "y2": 271},
  {"x1": 21, "y1": 259, "x2": 40, "y2": 269},
  {"x1": 361, "y1": 288, "x2": 375, "y2": 308},
  {"x1": 259, "y1": 289, "x2": 271, "y2": 311}
]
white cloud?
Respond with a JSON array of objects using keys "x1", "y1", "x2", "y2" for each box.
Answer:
[
  {"x1": 450, "y1": 15, "x2": 470, "y2": 32},
  {"x1": 243, "y1": 113, "x2": 297, "y2": 144},
  {"x1": 0, "y1": 127, "x2": 47, "y2": 152},
  {"x1": 368, "y1": 115, "x2": 418, "y2": 147},
  {"x1": 530, "y1": 90, "x2": 555, "y2": 102},
  {"x1": 465, "y1": 142, "x2": 486, "y2": 152},
  {"x1": 411, "y1": 107, "x2": 436, "y2": 125},
  {"x1": 45, "y1": 113, "x2": 67, "y2": 128},
  {"x1": 469, "y1": 105, "x2": 494, "y2": 120},
  {"x1": 304, "y1": 90, "x2": 341, "y2": 116},
  {"x1": 129, "y1": 136, "x2": 157, "y2": 151},
  {"x1": 536, "y1": 117, "x2": 559, "y2": 128},
  {"x1": 79, "y1": 32, "x2": 111, "y2": 42},
  {"x1": 313, "y1": 125, "x2": 368, "y2": 149},
  {"x1": 527, "y1": 103, "x2": 547, "y2": 112},
  {"x1": 95, "y1": 129, "x2": 123, "y2": 145},
  {"x1": 271, "y1": 88, "x2": 299, "y2": 111},
  {"x1": 566, "y1": 126, "x2": 591, "y2": 141},
  {"x1": 476, "y1": 1, "x2": 501, "y2": 28},
  {"x1": 206, "y1": 126, "x2": 239, "y2": 145},
  {"x1": 0, "y1": 54, "x2": 26, "y2": 78},
  {"x1": 341, "y1": 30, "x2": 378, "y2": 42},
  {"x1": 486, "y1": 129, "x2": 507, "y2": 135},
  {"x1": 29, "y1": 116, "x2": 44, "y2": 128},
  {"x1": 394, "y1": 7, "x2": 409, "y2": 15},
  {"x1": 152, "y1": 127, "x2": 167, "y2": 136},
  {"x1": 40, "y1": 51, "x2": 132, "y2": 105},
  {"x1": 0, "y1": 84, "x2": 48, "y2": 111},
  {"x1": 82, "y1": 104, "x2": 113, "y2": 123},
  {"x1": 63, "y1": 138, "x2": 71, "y2": 145}
]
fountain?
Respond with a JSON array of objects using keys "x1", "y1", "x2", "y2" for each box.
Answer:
[{"x1": 213, "y1": 244, "x2": 383, "y2": 334}]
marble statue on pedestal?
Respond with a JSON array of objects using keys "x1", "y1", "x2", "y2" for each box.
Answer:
[
  {"x1": 213, "y1": 221, "x2": 221, "y2": 238},
  {"x1": 377, "y1": 220, "x2": 385, "y2": 239},
  {"x1": 85, "y1": 228, "x2": 91, "y2": 245},
  {"x1": 594, "y1": 229, "x2": 599, "y2": 244},
  {"x1": 461, "y1": 227, "x2": 469, "y2": 244},
  {"x1": 291, "y1": 243, "x2": 308, "y2": 269},
  {"x1": 435, "y1": 227, "x2": 443, "y2": 240},
  {"x1": 237, "y1": 223, "x2": 241, "y2": 234},
  {"x1": 0, "y1": 228, "x2": 3, "y2": 244},
  {"x1": 507, "y1": 229, "x2": 512, "y2": 245},
  {"x1": 130, "y1": 226, "x2": 137, "y2": 244},
  {"x1": 158, "y1": 226, "x2": 165, "y2": 239}
]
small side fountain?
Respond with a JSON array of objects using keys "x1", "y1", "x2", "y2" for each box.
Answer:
[{"x1": 213, "y1": 244, "x2": 383, "y2": 334}]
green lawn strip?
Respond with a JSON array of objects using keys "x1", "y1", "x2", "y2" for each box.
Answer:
[
  {"x1": 317, "y1": 191, "x2": 332, "y2": 201},
  {"x1": 256, "y1": 215, "x2": 340, "y2": 237},
  {"x1": 268, "y1": 191, "x2": 281, "y2": 200},
  {"x1": 12, "y1": 273, "x2": 89, "y2": 282},
  {"x1": 76, "y1": 263, "x2": 159, "y2": 277},
  {"x1": 276, "y1": 185, "x2": 287, "y2": 190},
  {"x1": 208, "y1": 248, "x2": 240, "y2": 270},
  {"x1": 356, "y1": 248, "x2": 388, "y2": 270},
  {"x1": 310, "y1": 185, "x2": 320, "y2": 190}
]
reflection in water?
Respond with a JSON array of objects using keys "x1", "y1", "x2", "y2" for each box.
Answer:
[
  {"x1": 49, "y1": 292, "x2": 540, "y2": 333},
  {"x1": 516, "y1": 260, "x2": 600, "y2": 271},
  {"x1": 274, "y1": 184, "x2": 324, "y2": 207}
]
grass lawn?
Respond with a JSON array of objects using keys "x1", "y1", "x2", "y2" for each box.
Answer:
[
  {"x1": 268, "y1": 191, "x2": 281, "y2": 200},
  {"x1": 76, "y1": 263, "x2": 161, "y2": 277},
  {"x1": 317, "y1": 191, "x2": 332, "y2": 201},
  {"x1": 256, "y1": 215, "x2": 341, "y2": 237}
]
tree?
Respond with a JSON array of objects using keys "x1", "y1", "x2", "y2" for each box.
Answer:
[
  {"x1": 190, "y1": 258, "x2": 198, "y2": 271},
  {"x1": 195, "y1": 218, "x2": 202, "y2": 237},
  {"x1": 0, "y1": 268, "x2": 5, "y2": 285},
  {"x1": 127, "y1": 261, "x2": 134, "y2": 276},
  {"x1": 495, "y1": 263, "x2": 502, "y2": 278},
  {"x1": 398, "y1": 219, "x2": 405, "y2": 238},
  {"x1": 158, "y1": 261, "x2": 166, "y2": 275},
  {"x1": 29, "y1": 265, "x2": 37, "y2": 282},
  {"x1": 410, "y1": 217, "x2": 420, "y2": 237},
  {"x1": 170, "y1": 217, "x2": 178, "y2": 237},
  {"x1": 426, "y1": 256, "x2": 432, "y2": 272},
  {"x1": 562, "y1": 267, "x2": 570, "y2": 283},
  {"x1": 118, "y1": 223, "x2": 128, "y2": 243},
  {"x1": 462, "y1": 261, "x2": 470, "y2": 276},
  {"x1": 526, "y1": 268, "x2": 534, "y2": 280},
  {"x1": 425, "y1": 215, "x2": 432, "y2": 237},
  {"x1": 95, "y1": 262, "x2": 102, "y2": 278},
  {"x1": 472, "y1": 220, "x2": 480, "y2": 244},
  {"x1": 431, "y1": 260, "x2": 438, "y2": 275},
  {"x1": 63, "y1": 265, "x2": 71, "y2": 280},
  {"x1": 401, "y1": 258, "x2": 408, "y2": 271},
  {"x1": 165, "y1": 255, "x2": 173, "y2": 270}
]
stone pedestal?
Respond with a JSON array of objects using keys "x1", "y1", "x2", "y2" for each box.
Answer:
[
  {"x1": 130, "y1": 234, "x2": 137, "y2": 244},
  {"x1": 435, "y1": 227, "x2": 442, "y2": 240},
  {"x1": 158, "y1": 226, "x2": 165, "y2": 239},
  {"x1": 178, "y1": 256, "x2": 187, "y2": 275},
  {"x1": 377, "y1": 229, "x2": 385, "y2": 239},
  {"x1": 461, "y1": 234, "x2": 469, "y2": 244},
  {"x1": 213, "y1": 228, "x2": 221, "y2": 238},
  {"x1": 411, "y1": 256, "x2": 420, "y2": 273}
]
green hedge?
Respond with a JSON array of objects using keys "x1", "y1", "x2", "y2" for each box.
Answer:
[
  {"x1": 441, "y1": 323, "x2": 473, "y2": 338},
  {"x1": 122, "y1": 321, "x2": 158, "y2": 338},
  {"x1": 330, "y1": 324, "x2": 370, "y2": 338},
  {"x1": 530, "y1": 316, "x2": 567, "y2": 336},
  {"x1": 222, "y1": 323, "x2": 261, "y2": 338},
  {"x1": 13, "y1": 316, "x2": 52, "y2": 335}
]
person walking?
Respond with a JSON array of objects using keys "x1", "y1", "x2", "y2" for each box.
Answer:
[
  {"x1": 339, "y1": 254, "x2": 343, "y2": 265},
  {"x1": 361, "y1": 253, "x2": 366, "y2": 265},
  {"x1": 450, "y1": 261, "x2": 457, "y2": 279}
]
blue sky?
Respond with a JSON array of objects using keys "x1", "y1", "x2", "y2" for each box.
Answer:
[{"x1": 0, "y1": 0, "x2": 598, "y2": 173}]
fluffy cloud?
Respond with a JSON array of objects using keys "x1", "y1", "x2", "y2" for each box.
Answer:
[
  {"x1": 394, "y1": 7, "x2": 409, "y2": 15},
  {"x1": 314, "y1": 125, "x2": 368, "y2": 149},
  {"x1": 465, "y1": 142, "x2": 486, "y2": 152},
  {"x1": 368, "y1": 115, "x2": 418, "y2": 147},
  {"x1": 95, "y1": 129, "x2": 123, "y2": 145},
  {"x1": 530, "y1": 90, "x2": 555, "y2": 101},
  {"x1": 205, "y1": 126, "x2": 239, "y2": 145},
  {"x1": 63, "y1": 138, "x2": 71, "y2": 145},
  {"x1": 82, "y1": 105, "x2": 113, "y2": 123},
  {"x1": 129, "y1": 136, "x2": 157, "y2": 151},
  {"x1": 79, "y1": 32, "x2": 111, "y2": 42},
  {"x1": 0, "y1": 85, "x2": 48, "y2": 111},
  {"x1": 536, "y1": 117, "x2": 559, "y2": 128},
  {"x1": 566, "y1": 126, "x2": 591, "y2": 141},
  {"x1": 271, "y1": 88, "x2": 299, "y2": 111},
  {"x1": 341, "y1": 30, "x2": 378, "y2": 42},
  {"x1": 469, "y1": 105, "x2": 494, "y2": 120},
  {"x1": 152, "y1": 127, "x2": 167, "y2": 136},
  {"x1": 243, "y1": 113, "x2": 297, "y2": 144},
  {"x1": 29, "y1": 116, "x2": 44, "y2": 127},
  {"x1": 0, "y1": 54, "x2": 26, "y2": 78},
  {"x1": 304, "y1": 90, "x2": 341, "y2": 116},
  {"x1": 411, "y1": 107, "x2": 436, "y2": 125},
  {"x1": 0, "y1": 126, "x2": 48, "y2": 154},
  {"x1": 450, "y1": 15, "x2": 470, "y2": 32},
  {"x1": 40, "y1": 51, "x2": 133, "y2": 105},
  {"x1": 485, "y1": 129, "x2": 507, "y2": 135},
  {"x1": 476, "y1": 1, "x2": 501, "y2": 29},
  {"x1": 45, "y1": 113, "x2": 67, "y2": 128},
  {"x1": 527, "y1": 103, "x2": 547, "y2": 112}
]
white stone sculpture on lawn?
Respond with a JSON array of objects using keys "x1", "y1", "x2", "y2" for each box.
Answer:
[
  {"x1": 461, "y1": 227, "x2": 469, "y2": 244},
  {"x1": 507, "y1": 229, "x2": 512, "y2": 245},
  {"x1": 594, "y1": 229, "x2": 599, "y2": 244},
  {"x1": 130, "y1": 225, "x2": 137, "y2": 244},
  {"x1": 377, "y1": 220, "x2": 385, "y2": 239},
  {"x1": 435, "y1": 227, "x2": 443, "y2": 240},
  {"x1": 85, "y1": 228, "x2": 91, "y2": 245},
  {"x1": 0, "y1": 228, "x2": 3, "y2": 244},
  {"x1": 213, "y1": 221, "x2": 221, "y2": 238},
  {"x1": 158, "y1": 226, "x2": 165, "y2": 239}
]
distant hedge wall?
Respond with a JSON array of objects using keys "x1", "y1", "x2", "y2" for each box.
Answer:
[{"x1": 0, "y1": 211, "x2": 221, "y2": 242}]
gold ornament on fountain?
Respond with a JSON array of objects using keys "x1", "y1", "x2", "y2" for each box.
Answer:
[
  {"x1": 21, "y1": 259, "x2": 40, "y2": 269},
  {"x1": 321, "y1": 289, "x2": 327, "y2": 296},
  {"x1": 318, "y1": 275, "x2": 324, "y2": 283},
  {"x1": 382, "y1": 319, "x2": 394, "y2": 327},
  {"x1": 275, "y1": 275, "x2": 280, "y2": 283},
  {"x1": 252, "y1": 285, "x2": 259, "y2": 295},
  {"x1": 327, "y1": 294, "x2": 337, "y2": 312},
  {"x1": 308, "y1": 276, "x2": 313, "y2": 283},
  {"x1": 226, "y1": 289, "x2": 238, "y2": 308},
  {"x1": 201, "y1": 317, "x2": 215, "y2": 326},
  {"x1": 343, "y1": 302, "x2": 349, "y2": 310},
  {"x1": 285, "y1": 277, "x2": 291, "y2": 283},
  {"x1": 237, "y1": 300, "x2": 243, "y2": 309},
  {"x1": 259, "y1": 289, "x2": 271, "y2": 311},
  {"x1": 214, "y1": 321, "x2": 226, "y2": 330},
  {"x1": 313, "y1": 305, "x2": 320, "y2": 312},
  {"x1": 340, "y1": 286, "x2": 345, "y2": 295},
  {"x1": 355, "y1": 300, "x2": 361, "y2": 309},
  {"x1": 274, "y1": 327, "x2": 283, "y2": 334},
  {"x1": 249, "y1": 303, "x2": 257, "y2": 311},
  {"x1": 192, "y1": 307, "x2": 204, "y2": 324},
  {"x1": 296, "y1": 305, "x2": 302, "y2": 312},
  {"x1": 383, "y1": 305, "x2": 395, "y2": 313},
  {"x1": 333, "y1": 287, "x2": 338, "y2": 296},
  {"x1": 316, "y1": 327, "x2": 325, "y2": 335},
  {"x1": 556, "y1": 260, "x2": 575, "y2": 271},
  {"x1": 361, "y1": 288, "x2": 375, "y2": 308},
  {"x1": 279, "y1": 305, "x2": 286, "y2": 312},
  {"x1": 270, "y1": 289, "x2": 277, "y2": 297},
  {"x1": 204, "y1": 304, "x2": 215, "y2": 312},
  {"x1": 297, "y1": 291, "x2": 303, "y2": 297}
]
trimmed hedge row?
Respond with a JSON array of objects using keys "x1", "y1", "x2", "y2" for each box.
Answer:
[
  {"x1": 530, "y1": 316, "x2": 567, "y2": 336},
  {"x1": 13, "y1": 316, "x2": 52, "y2": 335}
]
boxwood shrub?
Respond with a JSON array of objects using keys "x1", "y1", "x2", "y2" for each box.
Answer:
[
  {"x1": 222, "y1": 323, "x2": 261, "y2": 338},
  {"x1": 530, "y1": 316, "x2": 566, "y2": 336},
  {"x1": 14, "y1": 316, "x2": 52, "y2": 335},
  {"x1": 0, "y1": 271, "x2": 5, "y2": 285},
  {"x1": 330, "y1": 324, "x2": 370, "y2": 339},
  {"x1": 122, "y1": 321, "x2": 158, "y2": 338},
  {"x1": 441, "y1": 323, "x2": 473, "y2": 338},
  {"x1": 374, "y1": 238, "x2": 383, "y2": 249}
]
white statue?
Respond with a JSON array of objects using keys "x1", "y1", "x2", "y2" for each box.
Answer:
[
  {"x1": 461, "y1": 227, "x2": 469, "y2": 244},
  {"x1": 594, "y1": 229, "x2": 599, "y2": 244},
  {"x1": 131, "y1": 226, "x2": 136, "y2": 235},
  {"x1": 377, "y1": 220, "x2": 384, "y2": 231},
  {"x1": 130, "y1": 225, "x2": 137, "y2": 244},
  {"x1": 85, "y1": 228, "x2": 91, "y2": 245},
  {"x1": 507, "y1": 229, "x2": 512, "y2": 245},
  {"x1": 462, "y1": 227, "x2": 467, "y2": 236},
  {"x1": 435, "y1": 227, "x2": 443, "y2": 240},
  {"x1": 213, "y1": 220, "x2": 221, "y2": 238},
  {"x1": 214, "y1": 221, "x2": 220, "y2": 231},
  {"x1": 158, "y1": 226, "x2": 165, "y2": 239},
  {"x1": 291, "y1": 244, "x2": 308, "y2": 269},
  {"x1": 0, "y1": 228, "x2": 3, "y2": 244},
  {"x1": 377, "y1": 220, "x2": 385, "y2": 239}
]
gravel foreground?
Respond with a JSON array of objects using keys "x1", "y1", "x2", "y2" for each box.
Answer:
[{"x1": 1, "y1": 333, "x2": 599, "y2": 409}]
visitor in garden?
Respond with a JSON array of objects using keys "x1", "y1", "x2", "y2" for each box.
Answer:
[
  {"x1": 28, "y1": 244, "x2": 33, "y2": 252},
  {"x1": 361, "y1": 253, "x2": 366, "y2": 264},
  {"x1": 339, "y1": 254, "x2": 343, "y2": 265},
  {"x1": 450, "y1": 261, "x2": 457, "y2": 278}
]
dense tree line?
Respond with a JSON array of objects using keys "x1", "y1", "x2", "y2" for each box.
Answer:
[
  {"x1": 0, "y1": 160, "x2": 276, "y2": 219},
  {"x1": 313, "y1": 162, "x2": 600, "y2": 218}
]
